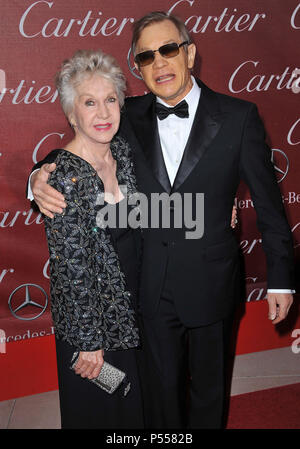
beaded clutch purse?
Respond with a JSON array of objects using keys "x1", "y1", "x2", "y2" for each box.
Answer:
[{"x1": 70, "y1": 351, "x2": 128, "y2": 395}]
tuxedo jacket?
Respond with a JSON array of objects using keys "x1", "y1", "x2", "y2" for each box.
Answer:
[{"x1": 119, "y1": 79, "x2": 295, "y2": 327}]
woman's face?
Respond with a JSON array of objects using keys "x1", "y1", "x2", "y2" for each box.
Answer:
[{"x1": 69, "y1": 74, "x2": 120, "y2": 149}]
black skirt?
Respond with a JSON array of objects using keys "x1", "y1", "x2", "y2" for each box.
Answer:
[
  {"x1": 54, "y1": 217, "x2": 145, "y2": 429},
  {"x1": 55, "y1": 337, "x2": 145, "y2": 429}
]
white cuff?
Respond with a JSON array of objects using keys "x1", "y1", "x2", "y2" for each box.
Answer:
[
  {"x1": 27, "y1": 169, "x2": 39, "y2": 201},
  {"x1": 267, "y1": 289, "x2": 295, "y2": 294}
]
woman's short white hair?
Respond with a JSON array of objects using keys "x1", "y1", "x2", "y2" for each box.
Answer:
[{"x1": 55, "y1": 49, "x2": 126, "y2": 117}]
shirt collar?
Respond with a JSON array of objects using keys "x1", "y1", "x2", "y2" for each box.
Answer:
[{"x1": 156, "y1": 76, "x2": 201, "y2": 117}]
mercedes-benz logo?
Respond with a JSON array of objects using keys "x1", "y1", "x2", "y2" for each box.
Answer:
[
  {"x1": 127, "y1": 47, "x2": 142, "y2": 80},
  {"x1": 271, "y1": 148, "x2": 289, "y2": 183},
  {"x1": 8, "y1": 284, "x2": 48, "y2": 321}
]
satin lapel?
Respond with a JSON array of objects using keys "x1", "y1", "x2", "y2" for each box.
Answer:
[{"x1": 172, "y1": 83, "x2": 225, "y2": 192}]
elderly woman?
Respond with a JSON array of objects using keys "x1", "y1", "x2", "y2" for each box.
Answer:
[{"x1": 41, "y1": 49, "x2": 144, "y2": 429}]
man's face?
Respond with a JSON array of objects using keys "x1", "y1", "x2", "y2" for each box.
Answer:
[{"x1": 134, "y1": 20, "x2": 196, "y2": 106}]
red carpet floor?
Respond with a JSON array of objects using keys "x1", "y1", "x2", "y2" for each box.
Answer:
[{"x1": 226, "y1": 383, "x2": 300, "y2": 429}]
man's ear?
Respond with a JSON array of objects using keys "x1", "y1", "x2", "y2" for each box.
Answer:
[
  {"x1": 134, "y1": 62, "x2": 143, "y2": 78},
  {"x1": 187, "y1": 43, "x2": 196, "y2": 70}
]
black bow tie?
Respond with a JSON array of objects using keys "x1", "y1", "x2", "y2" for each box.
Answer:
[{"x1": 155, "y1": 100, "x2": 189, "y2": 120}]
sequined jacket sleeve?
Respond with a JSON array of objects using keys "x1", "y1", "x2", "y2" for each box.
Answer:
[{"x1": 44, "y1": 148, "x2": 140, "y2": 352}]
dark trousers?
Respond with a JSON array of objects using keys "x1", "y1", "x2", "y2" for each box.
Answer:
[{"x1": 139, "y1": 274, "x2": 233, "y2": 429}]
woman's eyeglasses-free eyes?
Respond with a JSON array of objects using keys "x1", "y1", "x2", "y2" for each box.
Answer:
[{"x1": 134, "y1": 41, "x2": 189, "y2": 67}]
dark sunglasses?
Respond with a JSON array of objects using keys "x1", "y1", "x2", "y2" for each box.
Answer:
[{"x1": 134, "y1": 41, "x2": 189, "y2": 67}]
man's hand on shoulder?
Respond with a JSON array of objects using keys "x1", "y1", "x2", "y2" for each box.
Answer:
[{"x1": 31, "y1": 163, "x2": 66, "y2": 218}]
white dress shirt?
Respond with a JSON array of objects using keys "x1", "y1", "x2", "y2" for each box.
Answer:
[{"x1": 156, "y1": 76, "x2": 200, "y2": 186}]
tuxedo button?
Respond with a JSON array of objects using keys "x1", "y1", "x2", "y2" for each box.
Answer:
[{"x1": 162, "y1": 241, "x2": 176, "y2": 247}]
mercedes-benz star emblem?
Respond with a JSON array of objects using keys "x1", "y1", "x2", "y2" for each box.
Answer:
[
  {"x1": 271, "y1": 148, "x2": 289, "y2": 183},
  {"x1": 8, "y1": 283, "x2": 48, "y2": 321},
  {"x1": 127, "y1": 47, "x2": 143, "y2": 80}
]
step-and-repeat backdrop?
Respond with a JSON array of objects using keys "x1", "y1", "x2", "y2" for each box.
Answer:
[{"x1": 1, "y1": 0, "x2": 299, "y2": 401}]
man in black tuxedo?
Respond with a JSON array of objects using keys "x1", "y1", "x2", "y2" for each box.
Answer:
[{"x1": 28, "y1": 12, "x2": 294, "y2": 428}]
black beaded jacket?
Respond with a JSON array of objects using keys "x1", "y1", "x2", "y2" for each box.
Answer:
[{"x1": 44, "y1": 136, "x2": 140, "y2": 352}]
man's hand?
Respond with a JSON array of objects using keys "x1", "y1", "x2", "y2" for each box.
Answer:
[
  {"x1": 267, "y1": 292, "x2": 293, "y2": 324},
  {"x1": 231, "y1": 205, "x2": 238, "y2": 229},
  {"x1": 31, "y1": 163, "x2": 66, "y2": 218}
]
